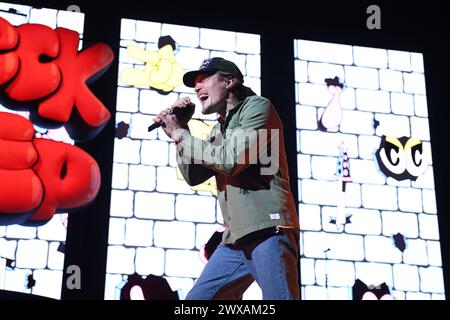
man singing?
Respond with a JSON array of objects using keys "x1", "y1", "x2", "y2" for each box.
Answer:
[{"x1": 153, "y1": 57, "x2": 300, "y2": 300}]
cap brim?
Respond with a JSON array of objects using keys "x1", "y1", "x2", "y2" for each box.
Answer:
[{"x1": 183, "y1": 69, "x2": 217, "y2": 87}]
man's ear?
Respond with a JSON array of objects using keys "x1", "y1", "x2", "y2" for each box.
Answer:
[{"x1": 225, "y1": 77, "x2": 237, "y2": 90}]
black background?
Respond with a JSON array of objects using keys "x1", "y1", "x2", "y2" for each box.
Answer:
[{"x1": 2, "y1": 0, "x2": 449, "y2": 302}]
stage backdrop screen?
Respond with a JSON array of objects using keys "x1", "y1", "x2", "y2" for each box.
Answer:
[
  {"x1": 105, "y1": 18, "x2": 261, "y2": 300},
  {"x1": 0, "y1": 1, "x2": 84, "y2": 299},
  {"x1": 294, "y1": 39, "x2": 445, "y2": 300}
]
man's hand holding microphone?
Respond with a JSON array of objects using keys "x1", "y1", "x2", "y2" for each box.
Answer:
[{"x1": 149, "y1": 97, "x2": 195, "y2": 143}]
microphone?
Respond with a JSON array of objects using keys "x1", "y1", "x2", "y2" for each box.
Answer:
[{"x1": 148, "y1": 103, "x2": 195, "y2": 132}]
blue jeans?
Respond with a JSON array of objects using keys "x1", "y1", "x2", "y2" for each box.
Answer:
[{"x1": 186, "y1": 228, "x2": 300, "y2": 300}]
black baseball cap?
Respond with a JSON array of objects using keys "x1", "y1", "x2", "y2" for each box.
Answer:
[{"x1": 183, "y1": 57, "x2": 244, "y2": 88}]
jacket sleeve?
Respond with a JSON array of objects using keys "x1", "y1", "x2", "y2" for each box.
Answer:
[
  {"x1": 176, "y1": 125, "x2": 217, "y2": 186},
  {"x1": 176, "y1": 96, "x2": 278, "y2": 176},
  {"x1": 177, "y1": 163, "x2": 215, "y2": 186}
]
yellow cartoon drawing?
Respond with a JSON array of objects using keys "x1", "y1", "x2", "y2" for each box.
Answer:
[
  {"x1": 120, "y1": 36, "x2": 184, "y2": 93},
  {"x1": 176, "y1": 119, "x2": 217, "y2": 195}
]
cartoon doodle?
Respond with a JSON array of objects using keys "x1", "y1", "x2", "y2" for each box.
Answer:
[
  {"x1": 329, "y1": 216, "x2": 352, "y2": 226},
  {"x1": 318, "y1": 76, "x2": 344, "y2": 131},
  {"x1": 188, "y1": 118, "x2": 214, "y2": 140},
  {"x1": 118, "y1": 273, "x2": 179, "y2": 300},
  {"x1": 0, "y1": 256, "x2": 14, "y2": 290},
  {"x1": 120, "y1": 35, "x2": 184, "y2": 94},
  {"x1": 176, "y1": 168, "x2": 218, "y2": 195},
  {"x1": 0, "y1": 17, "x2": 114, "y2": 141},
  {"x1": 57, "y1": 243, "x2": 65, "y2": 254},
  {"x1": 373, "y1": 119, "x2": 380, "y2": 130},
  {"x1": 375, "y1": 136, "x2": 428, "y2": 181},
  {"x1": 0, "y1": 112, "x2": 101, "y2": 226},
  {"x1": 25, "y1": 274, "x2": 35, "y2": 289},
  {"x1": 116, "y1": 121, "x2": 129, "y2": 139},
  {"x1": 352, "y1": 279, "x2": 394, "y2": 300},
  {"x1": 176, "y1": 119, "x2": 218, "y2": 195},
  {"x1": 329, "y1": 142, "x2": 352, "y2": 231},
  {"x1": 0, "y1": 8, "x2": 27, "y2": 17},
  {"x1": 362, "y1": 291, "x2": 394, "y2": 300},
  {"x1": 4, "y1": 258, "x2": 15, "y2": 269},
  {"x1": 393, "y1": 232, "x2": 406, "y2": 252}
]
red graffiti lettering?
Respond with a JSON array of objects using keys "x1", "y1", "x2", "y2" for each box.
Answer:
[
  {"x1": 0, "y1": 15, "x2": 112, "y2": 225},
  {"x1": 31, "y1": 138, "x2": 101, "y2": 222},
  {"x1": 0, "y1": 113, "x2": 42, "y2": 223},
  {"x1": 0, "y1": 17, "x2": 19, "y2": 85},
  {"x1": 0, "y1": 17, "x2": 114, "y2": 141},
  {"x1": 38, "y1": 28, "x2": 113, "y2": 139},
  {"x1": 5, "y1": 23, "x2": 60, "y2": 101},
  {"x1": 0, "y1": 112, "x2": 101, "y2": 225}
]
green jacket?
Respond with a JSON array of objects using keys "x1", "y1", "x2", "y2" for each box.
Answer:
[{"x1": 176, "y1": 95, "x2": 299, "y2": 244}]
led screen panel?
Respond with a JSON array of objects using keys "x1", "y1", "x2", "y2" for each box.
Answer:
[
  {"x1": 0, "y1": 1, "x2": 85, "y2": 299},
  {"x1": 294, "y1": 39, "x2": 445, "y2": 300},
  {"x1": 105, "y1": 18, "x2": 261, "y2": 300}
]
